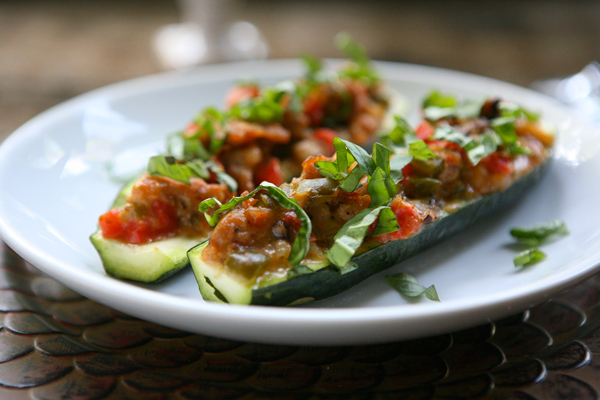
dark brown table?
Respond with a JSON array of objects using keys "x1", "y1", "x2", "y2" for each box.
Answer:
[{"x1": 1, "y1": 240, "x2": 600, "y2": 399}]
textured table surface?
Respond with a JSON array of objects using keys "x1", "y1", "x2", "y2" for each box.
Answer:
[{"x1": 1, "y1": 241, "x2": 600, "y2": 399}]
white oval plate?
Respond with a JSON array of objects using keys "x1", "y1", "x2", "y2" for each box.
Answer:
[{"x1": 0, "y1": 60, "x2": 599, "y2": 346}]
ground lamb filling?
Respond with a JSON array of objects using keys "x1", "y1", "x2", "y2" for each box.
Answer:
[
  {"x1": 98, "y1": 74, "x2": 390, "y2": 245},
  {"x1": 200, "y1": 103, "x2": 554, "y2": 287}
]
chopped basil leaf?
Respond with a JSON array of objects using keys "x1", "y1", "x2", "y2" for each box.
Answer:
[
  {"x1": 286, "y1": 264, "x2": 313, "y2": 279},
  {"x1": 386, "y1": 273, "x2": 440, "y2": 302},
  {"x1": 409, "y1": 140, "x2": 437, "y2": 162},
  {"x1": 378, "y1": 117, "x2": 434, "y2": 180},
  {"x1": 381, "y1": 116, "x2": 418, "y2": 147},
  {"x1": 510, "y1": 220, "x2": 569, "y2": 247},
  {"x1": 228, "y1": 88, "x2": 286, "y2": 123},
  {"x1": 167, "y1": 131, "x2": 211, "y2": 161},
  {"x1": 491, "y1": 112, "x2": 536, "y2": 156},
  {"x1": 336, "y1": 261, "x2": 358, "y2": 275},
  {"x1": 343, "y1": 139, "x2": 377, "y2": 176},
  {"x1": 432, "y1": 126, "x2": 473, "y2": 147},
  {"x1": 422, "y1": 90, "x2": 458, "y2": 109},
  {"x1": 272, "y1": 80, "x2": 304, "y2": 114},
  {"x1": 432, "y1": 126, "x2": 498, "y2": 166},
  {"x1": 368, "y1": 167, "x2": 397, "y2": 207},
  {"x1": 513, "y1": 248, "x2": 546, "y2": 267},
  {"x1": 424, "y1": 98, "x2": 485, "y2": 121},
  {"x1": 147, "y1": 156, "x2": 237, "y2": 191},
  {"x1": 205, "y1": 161, "x2": 238, "y2": 193},
  {"x1": 389, "y1": 154, "x2": 412, "y2": 184},
  {"x1": 372, "y1": 142, "x2": 392, "y2": 175},
  {"x1": 315, "y1": 137, "x2": 363, "y2": 193},
  {"x1": 339, "y1": 166, "x2": 364, "y2": 192},
  {"x1": 326, "y1": 205, "x2": 390, "y2": 269},
  {"x1": 335, "y1": 32, "x2": 380, "y2": 85},
  {"x1": 492, "y1": 117, "x2": 518, "y2": 145},
  {"x1": 314, "y1": 160, "x2": 341, "y2": 180},
  {"x1": 301, "y1": 54, "x2": 323, "y2": 80},
  {"x1": 198, "y1": 108, "x2": 227, "y2": 154},
  {"x1": 199, "y1": 182, "x2": 312, "y2": 266},
  {"x1": 147, "y1": 156, "x2": 209, "y2": 185},
  {"x1": 499, "y1": 101, "x2": 540, "y2": 122},
  {"x1": 372, "y1": 207, "x2": 400, "y2": 236}
]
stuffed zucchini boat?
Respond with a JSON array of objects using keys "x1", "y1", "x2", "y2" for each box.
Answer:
[
  {"x1": 189, "y1": 96, "x2": 555, "y2": 305},
  {"x1": 91, "y1": 39, "x2": 408, "y2": 283},
  {"x1": 90, "y1": 165, "x2": 234, "y2": 283}
]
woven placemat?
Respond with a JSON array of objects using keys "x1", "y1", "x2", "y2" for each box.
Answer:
[{"x1": 0, "y1": 241, "x2": 598, "y2": 400}]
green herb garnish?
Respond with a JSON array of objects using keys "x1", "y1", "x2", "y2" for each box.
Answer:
[
  {"x1": 408, "y1": 140, "x2": 437, "y2": 162},
  {"x1": 510, "y1": 220, "x2": 568, "y2": 268},
  {"x1": 499, "y1": 101, "x2": 540, "y2": 122},
  {"x1": 513, "y1": 248, "x2": 547, "y2": 267},
  {"x1": 301, "y1": 54, "x2": 323, "y2": 81},
  {"x1": 167, "y1": 107, "x2": 227, "y2": 161},
  {"x1": 147, "y1": 156, "x2": 209, "y2": 185},
  {"x1": 380, "y1": 116, "x2": 436, "y2": 162},
  {"x1": 335, "y1": 32, "x2": 380, "y2": 86},
  {"x1": 205, "y1": 161, "x2": 238, "y2": 192},
  {"x1": 422, "y1": 90, "x2": 458, "y2": 109},
  {"x1": 228, "y1": 88, "x2": 287, "y2": 124},
  {"x1": 327, "y1": 205, "x2": 393, "y2": 272},
  {"x1": 199, "y1": 182, "x2": 311, "y2": 267},
  {"x1": 432, "y1": 126, "x2": 498, "y2": 166},
  {"x1": 424, "y1": 97, "x2": 485, "y2": 121},
  {"x1": 315, "y1": 137, "x2": 364, "y2": 192},
  {"x1": 423, "y1": 93, "x2": 538, "y2": 158},
  {"x1": 510, "y1": 220, "x2": 569, "y2": 247},
  {"x1": 383, "y1": 116, "x2": 418, "y2": 146},
  {"x1": 146, "y1": 156, "x2": 237, "y2": 192},
  {"x1": 386, "y1": 273, "x2": 440, "y2": 302},
  {"x1": 315, "y1": 139, "x2": 411, "y2": 270}
]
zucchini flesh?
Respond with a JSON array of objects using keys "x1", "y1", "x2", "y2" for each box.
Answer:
[
  {"x1": 91, "y1": 232, "x2": 202, "y2": 282},
  {"x1": 90, "y1": 179, "x2": 202, "y2": 283},
  {"x1": 188, "y1": 159, "x2": 552, "y2": 306}
]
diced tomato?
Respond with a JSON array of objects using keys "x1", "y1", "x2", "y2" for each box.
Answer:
[
  {"x1": 151, "y1": 200, "x2": 178, "y2": 233},
  {"x1": 313, "y1": 128, "x2": 337, "y2": 155},
  {"x1": 225, "y1": 84, "x2": 260, "y2": 108},
  {"x1": 303, "y1": 94, "x2": 325, "y2": 126},
  {"x1": 374, "y1": 197, "x2": 423, "y2": 243},
  {"x1": 300, "y1": 154, "x2": 333, "y2": 179},
  {"x1": 100, "y1": 200, "x2": 178, "y2": 244},
  {"x1": 99, "y1": 209, "x2": 124, "y2": 239},
  {"x1": 242, "y1": 197, "x2": 258, "y2": 208},
  {"x1": 415, "y1": 121, "x2": 434, "y2": 140},
  {"x1": 183, "y1": 121, "x2": 200, "y2": 137},
  {"x1": 282, "y1": 210, "x2": 302, "y2": 241},
  {"x1": 245, "y1": 207, "x2": 272, "y2": 228},
  {"x1": 401, "y1": 163, "x2": 413, "y2": 182},
  {"x1": 482, "y1": 153, "x2": 513, "y2": 175},
  {"x1": 254, "y1": 157, "x2": 284, "y2": 186},
  {"x1": 121, "y1": 219, "x2": 152, "y2": 244}
]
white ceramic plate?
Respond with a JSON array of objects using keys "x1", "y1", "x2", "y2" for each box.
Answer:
[{"x1": 1, "y1": 60, "x2": 599, "y2": 346}]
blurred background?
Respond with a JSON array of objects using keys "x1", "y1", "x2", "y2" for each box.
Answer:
[{"x1": 1, "y1": 0, "x2": 599, "y2": 142}]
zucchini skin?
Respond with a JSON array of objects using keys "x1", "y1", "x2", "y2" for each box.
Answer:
[
  {"x1": 190, "y1": 159, "x2": 552, "y2": 306},
  {"x1": 90, "y1": 179, "x2": 201, "y2": 283}
]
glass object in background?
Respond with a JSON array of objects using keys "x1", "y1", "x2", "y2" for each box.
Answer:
[
  {"x1": 153, "y1": 0, "x2": 269, "y2": 69},
  {"x1": 533, "y1": 62, "x2": 600, "y2": 124}
]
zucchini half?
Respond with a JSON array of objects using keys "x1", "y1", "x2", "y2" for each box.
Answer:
[
  {"x1": 188, "y1": 160, "x2": 552, "y2": 306},
  {"x1": 90, "y1": 179, "x2": 203, "y2": 283}
]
